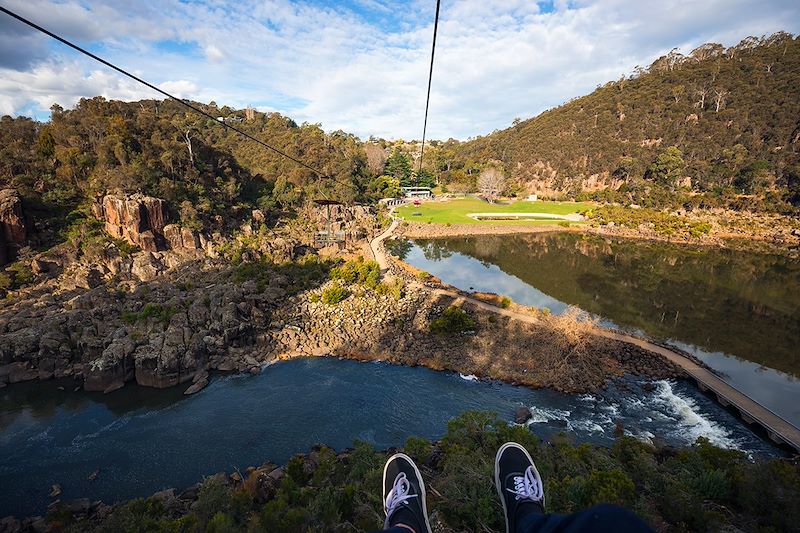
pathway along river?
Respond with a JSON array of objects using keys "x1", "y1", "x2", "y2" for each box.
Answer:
[
  {"x1": 386, "y1": 233, "x2": 800, "y2": 426},
  {"x1": 0, "y1": 358, "x2": 783, "y2": 518}
]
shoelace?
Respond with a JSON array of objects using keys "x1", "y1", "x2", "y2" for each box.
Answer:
[
  {"x1": 385, "y1": 472, "x2": 418, "y2": 515},
  {"x1": 506, "y1": 466, "x2": 543, "y2": 501}
]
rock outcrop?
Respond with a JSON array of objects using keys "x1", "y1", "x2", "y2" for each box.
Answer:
[
  {"x1": 0, "y1": 189, "x2": 28, "y2": 265},
  {"x1": 93, "y1": 194, "x2": 168, "y2": 252},
  {"x1": 92, "y1": 194, "x2": 208, "y2": 255}
]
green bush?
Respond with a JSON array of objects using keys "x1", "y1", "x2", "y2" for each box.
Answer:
[
  {"x1": 122, "y1": 303, "x2": 176, "y2": 325},
  {"x1": 330, "y1": 257, "x2": 381, "y2": 288},
  {"x1": 196, "y1": 476, "x2": 231, "y2": 524},
  {"x1": 232, "y1": 256, "x2": 333, "y2": 293},
  {"x1": 416, "y1": 270, "x2": 432, "y2": 281},
  {"x1": 6, "y1": 261, "x2": 34, "y2": 288},
  {"x1": 321, "y1": 284, "x2": 349, "y2": 305},
  {"x1": 376, "y1": 278, "x2": 405, "y2": 300},
  {"x1": 500, "y1": 296, "x2": 512, "y2": 308},
  {"x1": 430, "y1": 306, "x2": 476, "y2": 335}
]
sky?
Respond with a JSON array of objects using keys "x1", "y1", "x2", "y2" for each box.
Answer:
[{"x1": 0, "y1": 0, "x2": 798, "y2": 140}]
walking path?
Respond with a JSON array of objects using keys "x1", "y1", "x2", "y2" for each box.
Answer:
[{"x1": 369, "y1": 220, "x2": 800, "y2": 454}]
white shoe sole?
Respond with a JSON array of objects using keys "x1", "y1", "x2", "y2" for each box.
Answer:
[
  {"x1": 494, "y1": 442, "x2": 545, "y2": 533},
  {"x1": 382, "y1": 452, "x2": 433, "y2": 533}
]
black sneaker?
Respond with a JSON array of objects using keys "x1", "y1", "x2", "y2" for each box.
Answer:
[
  {"x1": 382, "y1": 453, "x2": 432, "y2": 533},
  {"x1": 495, "y1": 442, "x2": 545, "y2": 533}
]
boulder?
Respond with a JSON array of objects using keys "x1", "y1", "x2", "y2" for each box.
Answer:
[
  {"x1": 0, "y1": 362, "x2": 39, "y2": 384},
  {"x1": 163, "y1": 224, "x2": 201, "y2": 251},
  {"x1": 163, "y1": 224, "x2": 183, "y2": 249},
  {"x1": 183, "y1": 376, "x2": 208, "y2": 395},
  {"x1": 134, "y1": 325, "x2": 207, "y2": 388},
  {"x1": 514, "y1": 406, "x2": 532, "y2": 424},
  {"x1": 83, "y1": 340, "x2": 136, "y2": 392},
  {"x1": 131, "y1": 252, "x2": 165, "y2": 281}
]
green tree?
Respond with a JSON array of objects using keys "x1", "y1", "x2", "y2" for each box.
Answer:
[
  {"x1": 649, "y1": 147, "x2": 686, "y2": 189},
  {"x1": 385, "y1": 149, "x2": 412, "y2": 186},
  {"x1": 36, "y1": 126, "x2": 55, "y2": 158}
]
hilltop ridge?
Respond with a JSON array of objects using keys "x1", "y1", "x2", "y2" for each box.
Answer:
[{"x1": 428, "y1": 32, "x2": 800, "y2": 212}]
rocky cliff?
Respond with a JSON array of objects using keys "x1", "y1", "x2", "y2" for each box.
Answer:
[
  {"x1": 0, "y1": 190, "x2": 28, "y2": 266},
  {"x1": 93, "y1": 194, "x2": 169, "y2": 252},
  {"x1": 0, "y1": 252, "x2": 680, "y2": 394}
]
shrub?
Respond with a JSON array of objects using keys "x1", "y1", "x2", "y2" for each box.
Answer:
[
  {"x1": 416, "y1": 270, "x2": 432, "y2": 281},
  {"x1": 122, "y1": 303, "x2": 176, "y2": 325},
  {"x1": 500, "y1": 296, "x2": 512, "y2": 308},
  {"x1": 206, "y1": 512, "x2": 237, "y2": 533},
  {"x1": 0, "y1": 272, "x2": 11, "y2": 291},
  {"x1": 7, "y1": 261, "x2": 33, "y2": 288},
  {"x1": 321, "y1": 284, "x2": 349, "y2": 305},
  {"x1": 430, "y1": 306, "x2": 476, "y2": 335},
  {"x1": 196, "y1": 476, "x2": 231, "y2": 524},
  {"x1": 404, "y1": 436, "x2": 433, "y2": 464},
  {"x1": 330, "y1": 257, "x2": 381, "y2": 288},
  {"x1": 376, "y1": 278, "x2": 405, "y2": 300}
]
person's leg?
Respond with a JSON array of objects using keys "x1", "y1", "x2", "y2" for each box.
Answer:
[
  {"x1": 517, "y1": 503, "x2": 652, "y2": 533},
  {"x1": 495, "y1": 441, "x2": 652, "y2": 533},
  {"x1": 371, "y1": 453, "x2": 432, "y2": 533},
  {"x1": 516, "y1": 503, "x2": 652, "y2": 532},
  {"x1": 495, "y1": 442, "x2": 546, "y2": 533}
]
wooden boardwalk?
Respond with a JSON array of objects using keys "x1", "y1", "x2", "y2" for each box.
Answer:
[
  {"x1": 370, "y1": 222, "x2": 800, "y2": 454},
  {"x1": 600, "y1": 330, "x2": 800, "y2": 453}
]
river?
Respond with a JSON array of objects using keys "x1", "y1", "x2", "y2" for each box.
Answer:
[
  {"x1": 386, "y1": 233, "x2": 800, "y2": 426},
  {"x1": 0, "y1": 358, "x2": 782, "y2": 518}
]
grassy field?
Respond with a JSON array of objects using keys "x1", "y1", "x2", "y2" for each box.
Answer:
[{"x1": 394, "y1": 198, "x2": 593, "y2": 225}]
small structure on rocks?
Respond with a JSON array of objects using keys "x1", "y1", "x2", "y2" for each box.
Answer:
[
  {"x1": 312, "y1": 199, "x2": 345, "y2": 248},
  {"x1": 309, "y1": 202, "x2": 381, "y2": 247}
]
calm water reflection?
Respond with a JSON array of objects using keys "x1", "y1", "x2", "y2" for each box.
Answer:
[{"x1": 387, "y1": 234, "x2": 800, "y2": 424}]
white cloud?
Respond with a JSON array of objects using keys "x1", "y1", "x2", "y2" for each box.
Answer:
[
  {"x1": 0, "y1": 0, "x2": 798, "y2": 140},
  {"x1": 158, "y1": 80, "x2": 199, "y2": 98}
]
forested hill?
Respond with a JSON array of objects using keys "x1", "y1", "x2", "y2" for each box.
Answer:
[
  {"x1": 449, "y1": 32, "x2": 800, "y2": 212},
  {"x1": 0, "y1": 98, "x2": 397, "y2": 237}
]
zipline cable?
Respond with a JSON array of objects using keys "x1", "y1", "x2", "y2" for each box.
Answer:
[
  {"x1": 0, "y1": 5, "x2": 335, "y2": 181},
  {"x1": 417, "y1": 0, "x2": 441, "y2": 176}
]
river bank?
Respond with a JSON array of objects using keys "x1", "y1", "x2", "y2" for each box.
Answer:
[
  {"x1": 0, "y1": 250, "x2": 682, "y2": 395},
  {"x1": 4, "y1": 410, "x2": 797, "y2": 532}
]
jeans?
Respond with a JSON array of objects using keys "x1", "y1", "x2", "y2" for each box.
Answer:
[
  {"x1": 376, "y1": 504, "x2": 652, "y2": 533},
  {"x1": 516, "y1": 504, "x2": 653, "y2": 532}
]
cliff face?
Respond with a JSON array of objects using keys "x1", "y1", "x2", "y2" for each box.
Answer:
[
  {"x1": 94, "y1": 194, "x2": 169, "y2": 252},
  {"x1": 0, "y1": 189, "x2": 29, "y2": 266},
  {"x1": 92, "y1": 194, "x2": 209, "y2": 254}
]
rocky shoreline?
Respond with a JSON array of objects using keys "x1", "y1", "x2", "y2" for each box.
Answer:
[{"x1": 0, "y1": 247, "x2": 684, "y2": 395}]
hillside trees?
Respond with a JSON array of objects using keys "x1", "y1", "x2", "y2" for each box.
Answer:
[
  {"x1": 453, "y1": 32, "x2": 800, "y2": 212},
  {"x1": 0, "y1": 98, "x2": 379, "y2": 239}
]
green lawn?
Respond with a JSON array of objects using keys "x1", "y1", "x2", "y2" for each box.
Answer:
[{"x1": 394, "y1": 198, "x2": 593, "y2": 225}]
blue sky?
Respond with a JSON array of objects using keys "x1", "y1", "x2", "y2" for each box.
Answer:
[{"x1": 0, "y1": 0, "x2": 799, "y2": 139}]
